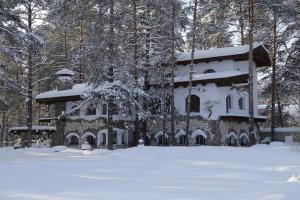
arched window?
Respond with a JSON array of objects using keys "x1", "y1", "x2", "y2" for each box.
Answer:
[
  {"x1": 85, "y1": 104, "x2": 96, "y2": 116},
  {"x1": 101, "y1": 133, "x2": 106, "y2": 145},
  {"x1": 186, "y1": 95, "x2": 200, "y2": 113},
  {"x1": 70, "y1": 105, "x2": 80, "y2": 116},
  {"x1": 240, "y1": 135, "x2": 248, "y2": 147},
  {"x1": 226, "y1": 95, "x2": 232, "y2": 113},
  {"x1": 178, "y1": 135, "x2": 187, "y2": 145},
  {"x1": 102, "y1": 104, "x2": 107, "y2": 115},
  {"x1": 86, "y1": 135, "x2": 96, "y2": 146},
  {"x1": 238, "y1": 97, "x2": 245, "y2": 110},
  {"x1": 113, "y1": 131, "x2": 117, "y2": 144},
  {"x1": 195, "y1": 135, "x2": 206, "y2": 145},
  {"x1": 121, "y1": 134, "x2": 126, "y2": 145},
  {"x1": 165, "y1": 94, "x2": 171, "y2": 113},
  {"x1": 203, "y1": 69, "x2": 216, "y2": 74},
  {"x1": 70, "y1": 136, "x2": 79, "y2": 145},
  {"x1": 228, "y1": 135, "x2": 237, "y2": 146}
]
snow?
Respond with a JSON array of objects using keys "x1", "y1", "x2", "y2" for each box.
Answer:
[
  {"x1": 36, "y1": 84, "x2": 87, "y2": 99},
  {"x1": 0, "y1": 144, "x2": 299, "y2": 200},
  {"x1": 177, "y1": 42, "x2": 265, "y2": 62},
  {"x1": 8, "y1": 126, "x2": 56, "y2": 132},
  {"x1": 174, "y1": 70, "x2": 248, "y2": 83},
  {"x1": 56, "y1": 69, "x2": 75, "y2": 76}
]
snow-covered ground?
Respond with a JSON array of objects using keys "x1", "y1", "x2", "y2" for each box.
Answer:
[{"x1": 0, "y1": 143, "x2": 299, "y2": 200}]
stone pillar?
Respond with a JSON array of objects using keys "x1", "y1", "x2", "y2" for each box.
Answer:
[{"x1": 53, "y1": 102, "x2": 66, "y2": 146}]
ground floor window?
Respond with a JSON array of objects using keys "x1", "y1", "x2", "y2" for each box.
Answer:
[
  {"x1": 70, "y1": 136, "x2": 79, "y2": 145},
  {"x1": 195, "y1": 135, "x2": 206, "y2": 145},
  {"x1": 86, "y1": 135, "x2": 96, "y2": 146},
  {"x1": 101, "y1": 133, "x2": 106, "y2": 145},
  {"x1": 178, "y1": 135, "x2": 187, "y2": 145},
  {"x1": 121, "y1": 134, "x2": 126, "y2": 145},
  {"x1": 240, "y1": 136, "x2": 248, "y2": 147},
  {"x1": 228, "y1": 135, "x2": 237, "y2": 146}
]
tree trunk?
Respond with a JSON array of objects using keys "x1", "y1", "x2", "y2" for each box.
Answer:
[
  {"x1": 79, "y1": 23, "x2": 84, "y2": 82},
  {"x1": 271, "y1": 15, "x2": 277, "y2": 141},
  {"x1": 238, "y1": 1, "x2": 245, "y2": 45},
  {"x1": 186, "y1": 0, "x2": 198, "y2": 146},
  {"x1": 133, "y1": 0, "x2": 139, "y2": 146},
  {"x1": 107, "y1": 0, "x2": 115, "y2": 150},
  {"x1": 170, "y1": 1, "x2": 176, "y2": 145},
  {"x1": 248, "y1": 0, "x2": 255, "y2": 144},
  {"x1": 276, "y1": 85, "x2": 284, "y2": 127},
  {"x1": 0, "y1": 112, "x2": 5, "y2": 148},
  {"x1": 26, "y1": 3, "x2": 33, "y2": 147}
]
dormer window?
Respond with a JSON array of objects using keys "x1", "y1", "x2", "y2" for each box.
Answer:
[
  {"x1": 203, "y1": 69, "x2": 216, "y2": 74},
  {"x1": 85, "y1": 104, "x2": 96, "y2": 116}
]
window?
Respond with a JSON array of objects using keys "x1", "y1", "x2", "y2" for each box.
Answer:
[
  {"x1": 178, "y1": 135, "x2": 187, "y2": 145},
  {"x1": 226, "y1": 95, "x2": 232, "y2": 113},
  {"x1": 240, "y1": 135, "x2": 248, "y2": 147},
  {"x1": 101, "y1": 133, "x2": 106, "y2": 145},
  {"x1": 121, "y1": 134, "x2": 126, "y2": 145},
  {"x1": 102, "y1": 104, "x2": 107, "y2": 115},
  {"x1": 195, "y1": 135, "x2": 206, "y2": 145},
  {"x1": 238, "y1": 97, "x2": 245, "y2": 110},
  {"x1": 85, "y1": 105, "x2": 96, "y2": 116},
  {"x1": 70, "y1": 136, "x2": 79, "y2": 145},
  {"x1": 113, "y1": 131, "x2": 117, "y2": 144},
  {"x1": 228, "y1": 135, "x2": 237, "y2": 146},
  {"x1": 86, "y1": 135, "x2": 96, "y2": 146},
  {"x1": 203, "y1": 69, "x2": 216, "y2": 74},
  {"x1": 186, "y1": 95, "x2": 200, "y2": 113},
  {"x1": 70, "y1": 105, "x2": 80, "y2": 116}
]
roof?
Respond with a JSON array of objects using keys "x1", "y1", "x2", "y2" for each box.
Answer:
[
  {"x1": 220, "y1": 114, "x2": 267, "y2": 122},
  {"x1": 9, "y1": 126, "x2": 56, "y2": 133},
  {"x1": 260, "y1": 127, "x2": 300, "y2": 133},
  {"x1": 36, "y1": 84, "x2": 87, "y2": 104},
  {"x1": 174, "y1": 71, "x2": 248, "y2": 83},
  {"x1": 173, "y1": 71, "x2": 248, "y2": 88},
  {"x1": 56, "y1": 69, "x2": 75, "y2": 76},
  {"x1": 177, "y1": 43, "x2": 271, "y2": 67}
]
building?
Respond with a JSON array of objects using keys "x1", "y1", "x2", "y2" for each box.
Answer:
[{"x1": 36, "y1": 43, "x2": 271, "y2": 148}]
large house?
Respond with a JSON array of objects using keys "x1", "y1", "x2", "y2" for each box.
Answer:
[{"x1": 36, "y1": 43, "x2": 271, "y2": 148}]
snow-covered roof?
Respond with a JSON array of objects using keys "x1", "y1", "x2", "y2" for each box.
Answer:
[
  {"x1": 174, "y1": 71, "x2": 248, "y2": 83},
  {"x1": 36, "y1": 84, "x2": 87, "y2": 100},
  {"x1": 56, "y1": 69, "x2": 75, "y2": 76},
  {"x1": 9, "y1": 126, "x2": 56, "y2": 132},
  {"x1": 177, "y1": 42, "x2": 266, "y2": 62}
]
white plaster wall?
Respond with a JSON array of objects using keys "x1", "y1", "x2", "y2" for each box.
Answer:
[
  {"x1": 176, "y1": 60, "x2": 236, "y2": 76},
  {"x1": 173, "y1": 59, "x2": 260, "y2": 119}
]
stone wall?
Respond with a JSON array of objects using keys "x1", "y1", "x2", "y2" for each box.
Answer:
[{"x1": 219, "y1": 120, "x2": 250, "y2": 145}]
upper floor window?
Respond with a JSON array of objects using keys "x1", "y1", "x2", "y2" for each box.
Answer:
[
  {"x1": 85, "y1": 104, "x2": 96, "y2": 116},
  {"x1": 203, "y1": 69, "x2": 216, "y2": 74},
  {"x1": 102, "y1": 104, "x2": 107, "y2": 115},
  {"x1": 70, "y1": 104, "x2": 80, "y2": 116},
  {"x1": 238, "y1": 97, "x2": 245, "y2": 110},
  {"x1": 226, "y1": 95, "x2": 232, "y2": 113},
  {"x1": 186, "y1": 95, "x2": 200, "y2": 113}
]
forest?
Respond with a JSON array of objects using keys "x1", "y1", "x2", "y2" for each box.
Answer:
[{"x1": 0, "y1": 0, "x2": 299, "y2": 146}]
